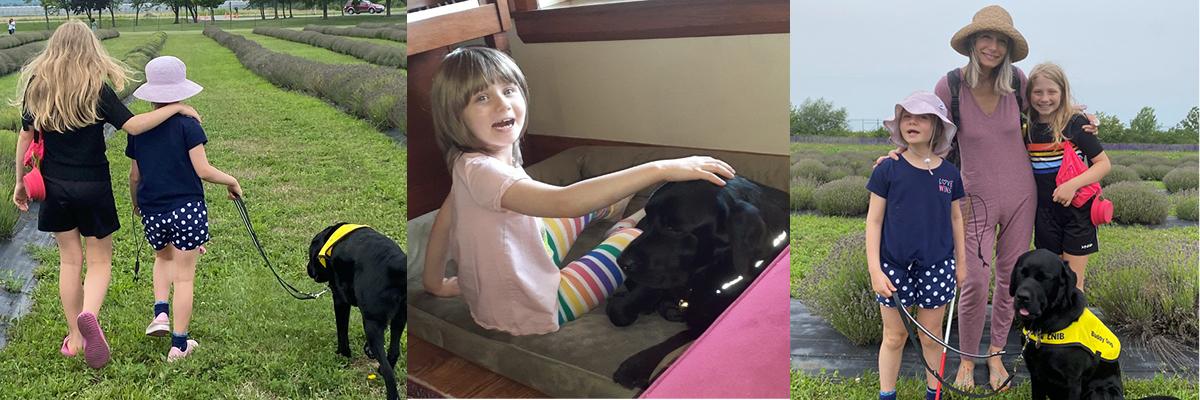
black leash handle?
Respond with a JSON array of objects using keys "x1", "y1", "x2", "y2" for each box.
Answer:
[
  {"x1": 232, "y1": 197, "x2": 327, "y2": 300},
  {"x1": 893, "y1": 292, "x2": 1019, "y2": 399}
]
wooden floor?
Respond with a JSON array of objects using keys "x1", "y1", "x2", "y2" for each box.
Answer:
[{"x1": 406, "y1": 336, "x2": 547, "y2": 398}]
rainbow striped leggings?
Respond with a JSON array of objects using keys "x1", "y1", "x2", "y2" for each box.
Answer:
[{"x1": 540, "y1": 204, "x2": 642, "y2": 324}]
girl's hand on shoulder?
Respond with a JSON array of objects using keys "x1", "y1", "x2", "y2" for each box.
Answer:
[
  {"x1": 1075, "y1": 105, "x2": 1099, "y2": 135},
  {"x1": 869, "y1": 268, "x2": 895, "y2": 298},
  {"x1": 11, "y1": 184, "x2": 28, "y2": 212},
  {"x1": 654, "y1": 156, "x2": 735, "y2": 186},
  {"x1": 175, "y1": 104, "x2": 202, "y2": 124}
]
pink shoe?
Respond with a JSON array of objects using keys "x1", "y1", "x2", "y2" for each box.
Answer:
[
  {"x1": 60, "y1": 336, "x2": 78, "y2": 357},
  {"x1": 145, "y1": 313, "x2": 170, "y2": 337},
  {"x1": 76, "y1": 312, "x2": 111, "y2": 369},
  {"x1": 167, "y1": 340, "x2": 199, "y2": 362}
]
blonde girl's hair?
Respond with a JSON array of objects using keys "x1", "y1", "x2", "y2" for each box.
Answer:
[
  {"x1": 962, "y1": 31, "x2": 1015, "y2": 95},
  {"x1": 13, "y1": 20, "x2": 133, "y2": 133},
  {"x1": 430, "y1": 47, "x2": 530, "y2": 169},
  {"x1": 1026, "y1": 62, "x2": 1078, "y2": 145}
]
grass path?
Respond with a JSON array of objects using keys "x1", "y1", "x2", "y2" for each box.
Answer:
[
  {"x1": 239, "y1": 31, "x2": 372, "y2": 65},
  {"x1": 0, "y1": 31, "x2": 405, "y2": 399}
]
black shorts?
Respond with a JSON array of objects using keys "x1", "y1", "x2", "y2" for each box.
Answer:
[
  {"x1": 38, "y1": 176, "x2": 120, "y2": 238},
  {"x1": 1034, "y1": 197, "x2": 1098, "y2": 256}
]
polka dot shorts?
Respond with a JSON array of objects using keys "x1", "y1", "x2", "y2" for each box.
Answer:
[
  {"x1": 142, "y1": 201, "x2": 210, "y2": 251},
  {"x1": 876, "y1": 258, "x2": 956, "y2": 309}
]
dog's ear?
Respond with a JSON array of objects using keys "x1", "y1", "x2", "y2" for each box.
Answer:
[
  {"x1": 1010, "y1": 250, "x2": 1036, "y2": 297},
  {"x1": 1059, "y1": 259, "x2": 1077, "y2": 302},
  {"x1": 722, "y1": 199, "x2": 766, "y2": 276},
  {"x1": 307, "y1": 224, "x2": 340, "y2": 283}
]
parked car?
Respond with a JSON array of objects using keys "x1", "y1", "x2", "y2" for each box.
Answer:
[{"x1": 344, "y1": 0, "x2": 385, "y2": 14}]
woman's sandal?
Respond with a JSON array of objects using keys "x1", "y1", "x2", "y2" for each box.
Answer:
[{"x1": 59, "y1": 336, "x2": 77, "y2": 357}]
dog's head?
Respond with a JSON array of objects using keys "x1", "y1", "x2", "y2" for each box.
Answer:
[
  {"x1": 307, "y1": 223, "x2": 347, "y2": 283},
  {"x1": 617, "y1": 178, "x2": 769, "y2": 290},
  {"x1": 1010, "y1": 249, "x2": 1081, "y2": 326}
]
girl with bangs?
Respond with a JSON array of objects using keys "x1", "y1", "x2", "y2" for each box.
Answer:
[
  {"x1": 10, "y1": 20, "x2": 200, "y2": 369},
  {"x1": 420, "y1": 47, "x2": 735, "y2": 335},
  {"x1": 1024, "y1": 62, "x2": 1109, "y2": 291}
]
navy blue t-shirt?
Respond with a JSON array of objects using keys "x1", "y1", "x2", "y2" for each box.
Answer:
[
  {"x1": 125, "y1": 114, "x2": 207, "y2": 214},
  {"x1": 867, "y1": 156, "x2": 966, "y2": 267}
]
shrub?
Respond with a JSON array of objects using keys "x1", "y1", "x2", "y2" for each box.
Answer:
[
  {"x1": 304, "y1": 25, "x2": 406, "y2": 43},
  {"x1": 1150, "y1": 164, "x2": 1175, "y2": 181},
  {"x1": 1089, "y1": 237, "x2": 1198, "y2": 351},
  {"x1": 1162, "y1": 167, "x2": 1198, "y2": 193},
  {"x1": 813, "y1": 176, "x2": 870, "y2": 216},
  {"x1": 253, "y1": 27, "x2": 405, "y2": 68},
  {"x1": 1101, "y1": 165, "x2": 1140, "y2": 186},
  {"x1": 204, "y1": 27, "x2": 405, "y2": 131},
  {"x1": 0, "y1": 30, "x2": 50, "y2": 50},
  {"x1": 796, "y1": 232, "x2": 881, "y2": 345},
  {"x1": 1131, "y1": 164, "x2": 1155, "y2": 180},
  {"x1": 1174, "y1": 190, "x2": 1198, "y2": 221},
  {"x1": 791, "y1": 159, "x2": 829, "y2": 183},
  {"x1": 1105, "y1": 181, "x2": 1170, "y2": 225},
  {"x1": 0, "y1": 130, "x2": 15, "y2": 238},
  {"x1": 790, "y1": 176, "x2": 818, "y2": 211},
  {"x1": 825, "y1": 165, "x2": 853, "y2": 182},
  {"x1": 357, "y1": 22, "x2": 405, "y2": 30}
]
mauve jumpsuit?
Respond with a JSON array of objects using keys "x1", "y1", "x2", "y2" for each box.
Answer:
[{"x1": 934, "y1": 68, "x2": 1034, "y2": 361}]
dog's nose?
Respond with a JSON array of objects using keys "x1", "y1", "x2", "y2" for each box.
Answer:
[{"x1": 1014, "y1": 292, "x2": 1030, "y2": 304}]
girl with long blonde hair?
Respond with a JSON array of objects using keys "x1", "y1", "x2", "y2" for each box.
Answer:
[{"x1": 10, "y1": 20, "x2": 200, "y2": 369}]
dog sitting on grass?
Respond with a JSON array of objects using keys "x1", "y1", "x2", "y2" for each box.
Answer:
[{"x1": 307, "y1": 223, "x2": 406, "y2": 400}]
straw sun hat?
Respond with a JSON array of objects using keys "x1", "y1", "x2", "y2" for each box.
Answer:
[{"x1": 950, "y1": 5, "x2": 1028, "y2": 63}]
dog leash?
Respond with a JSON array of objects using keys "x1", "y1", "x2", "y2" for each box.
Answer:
[
  {"x1": 232, "y1": 197, "x2": 327, "y2": 300},
  {"x1": 893, "y1": 291, "x2": 1021, "y2": 399}
]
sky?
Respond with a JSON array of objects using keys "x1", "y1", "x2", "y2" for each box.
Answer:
[{"x1": 790, "y1": 1, "x2": 1200, "y2": 130}]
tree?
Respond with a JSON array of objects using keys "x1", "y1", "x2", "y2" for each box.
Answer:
[
  {"x1": 791, "y1": 98, "x2": 848, "y2": 135},
  {"x1": 1094, "y1": 111, "x2": 1126, "y2": 143},
  {"x1": 1129, "y1": 106, "x2": 1160, "y2": 137},
  {"x1": 384, "y1": 0, "x2": 389, "y2": 15},
  {"x1": 195, "y1": 0, "x2": 224, "y2": 22},
  {"x1": 1174, "y1": 106, "x2": 1198, "y2": 135},
  {"x1": 131, "y1": 0, "x2": 152, "y2": 25},
  {"x1": 27, "y1": 0, "x2": 63, "y2": 29}
]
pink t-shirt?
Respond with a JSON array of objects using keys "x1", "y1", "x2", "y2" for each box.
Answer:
[{"x1": 448, "y1": 153, "x2": 560, "y2": 335}]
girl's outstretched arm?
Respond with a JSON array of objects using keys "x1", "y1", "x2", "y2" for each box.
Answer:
[
  {"x1": 188, "y1": 144, "x2": 242, "y2": 199},
  {"x1": 10, "y1": 129, "x2": 32, "y2": 211},
  {"x1": 501, "y1": 156, "x2": 734, "y2": 218},
  {"x1": 423, "y1": 196, "x2": 460, "y2": 297},
  {"x1": 123, "y1": 103, "x2": 202, "y2": 135}
]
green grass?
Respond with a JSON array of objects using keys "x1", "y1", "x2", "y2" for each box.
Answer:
[
  {"x1": 790, "y1": 370, "x2": 1199, "y2": 400},
  {"x1": 240, "y1": 31, "x2": 372, "y2": 64},
  {"x1": 0, "y1": 269, "x2": 21, "y2": 293},
  {"x1": 789, "y1": 213, "x2": 862, "y2": 296},
  {"x1": 0, "y1": 130, "x2": 15, "y2": 238},
  {"x1": 0, "y1": 30, "x2": 405, "y2": 399}
]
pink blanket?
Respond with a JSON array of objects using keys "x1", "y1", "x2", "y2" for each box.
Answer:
[{"x1": 641, "y1": 250, "x2": 790, "y2": 398}]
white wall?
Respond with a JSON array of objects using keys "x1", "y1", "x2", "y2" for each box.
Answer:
[{"x1": 509, "y1": 32, "x2": 789, "y2": 155}]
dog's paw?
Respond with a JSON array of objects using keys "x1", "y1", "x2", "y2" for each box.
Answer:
[
  {"x1": 612, "y1": 359, "x2": 653, "y2": 389},
  {"x1": 363, "y1": 342, "x2": 377, "y2": 359},
  {"x1": 606, "y1": 300, "x2": 640, "y2": 327},
  {"x1": 336, "y1": 346, "x2": 352, "y2": 358},
  {"x1": 656, "y1": 302, "x2": 685, "y2": 322}
]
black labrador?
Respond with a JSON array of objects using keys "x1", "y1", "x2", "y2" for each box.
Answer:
[
  {"x1": 1011, "y1": 249, "x2": 1178, "y2": 400},
  {"x1": 606, "y1": 176, "x2": 788, "y2": 389},
  {"x1": 307, "y1": 223, "x2": 407, "y2": 400}
]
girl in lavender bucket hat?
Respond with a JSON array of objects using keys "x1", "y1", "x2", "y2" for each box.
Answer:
[
  {"x1": 866, "y1": 91, "x2": 967, "y2": 400},
  {"x1": 127, "y1": 55, "x2": 243, "y2": 361}
]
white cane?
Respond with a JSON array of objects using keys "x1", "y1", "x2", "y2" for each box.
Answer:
[{"x1": 935, "y1": 289, "x2": 958, "y2": 400}]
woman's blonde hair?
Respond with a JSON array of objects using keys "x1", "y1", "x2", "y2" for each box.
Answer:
[
  {"x1": 13, "y1": 20, "x2": 133, "y2": 133},
  {"x1": 962, "y1": 31, "x2": 1015, "y2": 95},
  {"x1": 1026, "y1": 62, "x2": 1078, "y2": 145},
  {"x1": 430, "y1": 47, "x2": 529, "y2": 169}
]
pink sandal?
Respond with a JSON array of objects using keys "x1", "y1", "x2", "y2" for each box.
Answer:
[
  {"x1": 76, "y1": 312, "x2": 111, "y2": 369},
  {"x1": 59, "y1": 336, "x2": 77, "y2": 357}
]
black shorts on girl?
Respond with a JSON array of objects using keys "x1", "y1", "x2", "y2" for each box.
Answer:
[
  {"x1": 1034, "y1": 196, "x2": 1098, "y2": 256},
  {"x1": 38, "y1": 176, "x2": 119, "y2": 238},
  {"x1": 875, "y1": 257, "x2": 956, "y2": 309},
  {"x1": 141, "y1": 201, "x2": 210, "y2": 251}
]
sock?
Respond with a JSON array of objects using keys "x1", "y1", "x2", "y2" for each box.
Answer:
[
  {"x1": 171, "y1": 332, "x2": 189, "y2": 351},
  {"x1": 154, "y1": 301, "x2": 169, "y2": 317},
  {"x1": 879, "y1": 390, "x2": 896, "y2": 400},
  {"x1": 925, "y1": 386, "x2": 940, "y2": 400}
]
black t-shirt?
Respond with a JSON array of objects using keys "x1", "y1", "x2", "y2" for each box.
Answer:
[
  {"x1": 22, "y1": 84, "x2": 134, "y2": 182},
  {"x1": 1025, "y1": 114, "x2": 1104, "y2": 206}
]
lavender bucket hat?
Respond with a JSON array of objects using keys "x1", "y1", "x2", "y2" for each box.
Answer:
[
  {"x1": 883, "y1": 91, "x2": 958, "y2": 156},
  {"x1": 132, "y1": 56, "x2": 202, "y2": 103}
]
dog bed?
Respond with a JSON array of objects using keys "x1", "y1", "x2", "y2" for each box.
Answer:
[{"x1": 406, "y1": 145, "x2": 788, "y2": 398}]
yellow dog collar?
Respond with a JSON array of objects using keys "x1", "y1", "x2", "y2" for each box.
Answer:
[
  {"x1": 1023, "y1": 308, "x2": 1121, "y2": 361},
  {"x1": 318, "y1": 224, "x2": 370, "y2": 268}
]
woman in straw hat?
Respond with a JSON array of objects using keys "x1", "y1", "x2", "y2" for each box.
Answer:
[{"x1": 934, "y1": 5, "x2": 1031, "y2": 391}]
